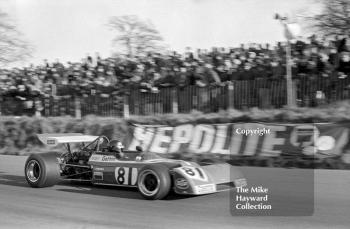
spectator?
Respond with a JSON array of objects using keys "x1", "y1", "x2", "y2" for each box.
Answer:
[{"x1": 1, "y1": 35, "x2": 350, "y2": 101}]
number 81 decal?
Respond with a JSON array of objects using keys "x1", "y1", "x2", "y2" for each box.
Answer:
[
  {"x1": 181, "y1": 167, "x2": 208, "y2": 181},
  {"x1": 115, "y1": 167, "x2": 138, "y2": 185}
]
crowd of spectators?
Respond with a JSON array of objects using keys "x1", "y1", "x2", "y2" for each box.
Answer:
[{"x1": 1, "y1": 35, "x2": 350, "y2": 100}]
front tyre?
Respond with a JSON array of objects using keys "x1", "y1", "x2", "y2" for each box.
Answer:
[
  {"x1": 24, "y1": 153, "x2": 60, "y2": 188},
  {"x1": 137, "y1": 164, "x2": 171, "y2": 200}
]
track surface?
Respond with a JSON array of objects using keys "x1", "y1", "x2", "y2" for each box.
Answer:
[{"x1": 0, "y1": 155, "x2": 349, "y2": 229}]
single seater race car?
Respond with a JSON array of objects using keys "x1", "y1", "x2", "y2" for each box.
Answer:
[{"x1": 24, "y1": 133, "x2": 247, "y2": 200}]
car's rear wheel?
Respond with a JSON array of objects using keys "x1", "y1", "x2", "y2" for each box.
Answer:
[
  {"x1": 25, "y1": 153, "x2": 60, "y2": 188},
  {"x1": 137, "y1": 164, "x2": 171, "y2": 200}
]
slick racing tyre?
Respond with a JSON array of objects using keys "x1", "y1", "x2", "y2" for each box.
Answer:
[
  {"x1": 24, "y1": 153, "x2": 60, "y2": 188},
  {"x1": 137, "y1": 164, "x2": 171, "y2": 200}
]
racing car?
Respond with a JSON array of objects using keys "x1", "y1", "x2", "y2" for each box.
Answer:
[{"x1": 24, "y1": 133, "x2": 247, "y2": 200}]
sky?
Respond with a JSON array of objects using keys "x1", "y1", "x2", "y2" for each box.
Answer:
[{"x1": 0, "y1": 0, "x2": 319, "y2": 66}]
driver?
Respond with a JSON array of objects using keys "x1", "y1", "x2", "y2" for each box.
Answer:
[
  {"x1": 98, "y1": 137, "x2": 109, "y2": 152},
  {"x1": 108, "y1": 140, "x2": 125, "y2": 159}
]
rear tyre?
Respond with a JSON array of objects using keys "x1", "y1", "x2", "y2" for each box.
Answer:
[
  {"x1": 24, "y1": 153, "x2": 60, "y2": 188},
  {"x1": 137, "y1": 164, "x2": 171, "y2": 200}
]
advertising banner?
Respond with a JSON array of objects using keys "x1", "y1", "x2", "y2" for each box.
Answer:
[{"x1": 125, "y1": 122, "x2": 350, "y2": 158}]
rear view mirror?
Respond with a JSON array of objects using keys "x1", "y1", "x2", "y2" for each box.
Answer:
[{"x1": 136, "y1": 146, "x2": 143, "y2": 152}]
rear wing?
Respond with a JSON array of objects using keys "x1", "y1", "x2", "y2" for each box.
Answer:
[{"x1": 37, "y1": 133, "x2": 99, "y2": 146}]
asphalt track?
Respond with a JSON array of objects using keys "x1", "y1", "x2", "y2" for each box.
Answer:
[{"x1": 0, "y1": 155, "x2": 349, "y2": 229}]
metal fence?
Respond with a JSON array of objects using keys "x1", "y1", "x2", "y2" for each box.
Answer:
[
  {"x1": 127, "y1": 78, "x2": 350, "y2": 115},
  {"x1": 0, "y1": 95, "x2": 124, "y2": 117},
  {"x1": 127, "y1": 79, "x2": 288, "y2": 115},
  {"x1": 295, "y1": 77, "x2": 350, "y2": 107},
  {"x1": 1, "y1": 78, "x2": 350, "y2": 117}
]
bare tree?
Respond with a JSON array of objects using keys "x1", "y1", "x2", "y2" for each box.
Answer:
[
  {"x1": 308, "y1": 0, "x2": 350, "y2": 37},
  {"x1": 107, "y1": 15, "x2": 164, "y2": 56},
  {"x1": 0, "y1": 10, "x2": 31, "y2": 66}
]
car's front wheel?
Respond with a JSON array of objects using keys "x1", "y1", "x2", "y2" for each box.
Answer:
[
  {"x1": 24, "y1": 153, "x2": 60, "y2": 188},
  {"x1": 137, "y1": 164, "x2": 171, "y2": 200}
]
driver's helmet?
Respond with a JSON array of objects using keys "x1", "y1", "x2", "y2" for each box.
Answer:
[{"x1": 109, "y1": 140, "x2": 124, "y2": 152}]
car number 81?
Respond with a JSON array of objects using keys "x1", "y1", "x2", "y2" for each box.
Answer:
[
  {"x1": 115, "y1": 167, "x2": 138, "y2": 185},
  {"x1": 181, "y1": 167, "x2": 208, "y2": 181}
]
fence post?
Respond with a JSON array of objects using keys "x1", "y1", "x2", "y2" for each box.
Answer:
[
  {"x1": 0, "y1": 96, "x2": 2, "y2": 115},
  {"x1": 34, "y1": 98, "x2": 42, "y2": 117},
  {"x1": 227, "y1": 81, "x2": 234, "y2": 109},
  {"x1": 44, "y1": 97, "x2": 50, "y2": 116},
  {"x1": 112, "y1": 94, "x2": 119, "y2": 116},
  {"x1": 123, "y1": 94, "x2": 130, "y2": 119},
  {"x1": 51, "y1": 83, "x2": 57, "y2": 96},
  {"x1": 53, "y1": 97, "x2": 59, "y2": 116},
  {"x1": 172, "y1": 88, "x2": 178, "y2": 114},
  {"x1": 292, "y1": 79, "x2": 298, "y2": 107},
  {"x1": 75, "y1": 97, "x2": 82, "y2": 119}
]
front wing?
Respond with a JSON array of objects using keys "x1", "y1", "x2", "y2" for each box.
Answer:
[{"x1": 172, "y1": 163, "x2": 247, "y2": 195}]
